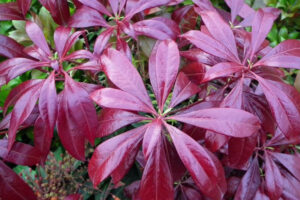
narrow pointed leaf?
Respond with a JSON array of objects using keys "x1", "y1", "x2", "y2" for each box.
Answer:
[
  {"x1": 39, "y1": 0, "x2": 70, "y2": 25},
  {"x1": 0, "y1": 35, "x2": 27, "y2": 58},
  {"x1": 0, "y1": 160, "x2": 37, "y2": 200},
  {"x1": 149, "y1": 39, "x2": 180, "y2": 111},
  {"x1": 17, "y1": 0, "x2": 31, "y2": 16},
  {"x1": 78, "y1": 0, "x2": 111, "y2": 16},
  {"x1": 94, "y1": 28, "x2": 114, "y2": 57},
  {"x1": 203, "y1": 62, "x2": 244, "y2": 82},
  {"x1": 54, "y1": 27, "x2": 72, "y2": 58},
  {"x1": 88, "y1": 125, "x2": 146, "y2": 187},
  {"x1": 169, "y1": 108, "x2": 260, "y2": 137}
]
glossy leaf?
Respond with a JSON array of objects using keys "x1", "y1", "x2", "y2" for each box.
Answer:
[
  {"x1": 0, "y1": 160, "x2": 37, "y2": 200},
  {"x1": 0, "y1": 3, "x2": 23, "y2": 21},
  {"x1": 149, "y1": 39, "x2": 180, "y2": 111},
  {"x1": 165, "y1": 124, "x2": 226, "y2": 200},
  {"x1": 169, "y1": 108, "x2": 260, "y2": 137},
  {"x1": 0, "y1": 35, "x2": 27, "y2": 58},
  {"x1": 88, "y1": 125, "x2": 146, "y2": 187},
  {"x1": 39, "y1": 0, "x2": 70, "y2": 25},
  {"x1": 94, "y1": 28, "x2": 114, "y2": 57},
  {"x1": 17, "y1": 0, "x2": 31, "y2": 16},
  {"x1": 0, "y1": 139, "x2": 41, "y2": 166},
  {"x1": 203, "y1": 62, "x2": 244, "y2": 82}
]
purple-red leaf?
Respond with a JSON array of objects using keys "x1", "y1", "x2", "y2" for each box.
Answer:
[
  {"x1": 0, "y1": 35, "x2": 27, "y2": 58},
  {"x1": 39, "y1": 0, "x2": 70, "y2": 25},
  {"x1": 97, "y1": 109, "x2": 147, "y2": 137},
  {"x1": 165, "y1": 124, "x2": 226, "y2": 200},
  {"x1": 101, "y1": 48, "x2": 154, "y2": 112},
  {"x1": 0, "y1": 2, "x2": 24, "y2": 21},
  {"x1": 88, "y1": 125, "x2": 146, "y2": 187},
  {"x1": 139, "y1": 125, "x2": 174, "y2": 200},
  {"x1": 0, "y1": 160, "x2": 37, "y2": 200},
  {"x1": 34, "y1": 117, "x2": 52, "y2": 163},
  {"x1": 133, "y1": 17, "x2": 180, "y2": 40},
  {"x1": 0, "y1": 139, "x2": 41, "y2": 166},
  {"x1": 8, "y1": 82, "x2": 42, "y2": 150},
  {"x1": 254, "y1": 74, "x2": 300, "y2": 140},
  {"x1": 235, "y1": 158, "x2": 261, "y2": 200},
  {"x1": 26, "y1": 21, "x2": 51, "y2": 56},
  {"x1": 39, "y1": 72, "x2": 57, "y2": 135},
  {"x1": 169, "y1": 72, "x2": 199, "y2": 108},
  {"x1": 149, "y1": 39, "x2": 180, "y2": 111},
  {"x1": 203, "y1": 62, "x2": 244, "y2": 82},
  {"x1": 94, "y1": 28, "x2": 114, "y2": 57},
  {"x1": 265, "y1": 152, "x2": 283, "y2": 200},
  {"x1": 17, "y1": 0, "x2": 31, "y2": 16},
  {"x1": 78, "y1": 0, "x2": 111, "y2": 16},
  {"x1": 169, "y1": 108, "x2": 260, "y2": 137}
]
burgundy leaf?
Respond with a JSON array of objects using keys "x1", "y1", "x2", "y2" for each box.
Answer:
[
  {"x1": 0, "y1": 2, "x2": 23, "y2": 21},
  {"x1": 281, "y1": 170, "x2": 300, "y2": 199},
  {"x1": 264, "y1": 152, "x2": 283, "y2": 200},
  {"x1": 61, "y1": 30, "x2": 85, "y2": 59},
  {"x1": 235, "y1": 158, "x2": 261, "y2": 200},
  {"x1": 0, "y1": 35, "x2": 27, "y2": 58},
  {"x1": 3, "y1": 79, "x2": 43, "y2": 114},
  {"x1": 26, "y1": 21, "x2": 51, "y2": 56},
  {"x1": 255, "y1": 40, "x2": 300, "y2": 69},
  {"x1": 169, "y1": 108, "x2": 260, "y2": 137},
  {"x1": 202, "y1": 62, "x2": 244, "y2": 82},
  {"x1": 39, "y1": 0, "x2": 70, "y2": 25},
  {"x1": 0, "y1": 160, "x2": 37, "y2": 200},
  {"x1": 54, "y1": 26, "x2": 72, "y2": 58},
  {"x1": 182, "y1": 30, "x2": 239, "y2": 62},
  {"x1": 249, "y1": 8, "x2": 280, "y2": 59},
  {"x1": 116, "y1": 38, "x2": 132, "y2": 60},
  {"x1": 64, "y1": 194, "x2": 82, "y2": 200},
  {"x1": 138, "y1": 127, "x2": 174, "y2": 200},
  {"x1": 270, "y1": 152, "x2": 300, "y2": 181},
  {"x1": 78, "y1": 0, "x2": 111, "y2": 16},
  {"x1": 133, "y1": 17, "x2": 180, "y2": 40},
  {"x1": 101, "y1": 48, "x2": 154, "y2": 112},
  {"x1": 34, "y1": 117, "x2": 52, "y2": 163},
  {"x1": 196, "y1": 10, "x2": 239, "y2": 62},
  {"x1": 254, "y1": 74, "x2": 300, "y2": 140},
  {"x1": 180, "y1": 62, "x2": 206, "y2": 84},
  {"x1": 0, "y1": 139, "x2": 41, "y2": 166},
  {"x1": 97, "y1": 109, "x2": 147, "y2": 137},
  {"x1": 88, "y1": 125, "x2": 146, "y2": 187},
  {"x1": 17, "y1": 0, "x2": 31, "y2": 16},
  {"x1": 180, "y1": 49, "x2": 224, "y2": 66},
  {"x1": 8, "y1": 83, "x2": 42, "y2": 150},
  {"x1": 165, "y1": 124, "x2": 226, "y2": 200},
  {"x1": 38, "y1": 71, "x2": 57, "y2": 135},
  {"x1": 149, "y1": 39, "x2": 180, "y2": 111},
  {"x1": 63, "y1": 50, "x2": 94, "y2": 61},
  {"x1": 68, "y1": 6, "x2": 109, "y2": 28},
  {"x1": 94, "y1": 28, "x2": 114, "y2": 57},
  {"x1": 57, "y1": 73, "x2": 98, "y2": 160},
  {"x1": 90, "y1": 88, "x2": 154, "y2": 113},
  {"x1": 169, "y1": 72, "x2": 199, "y2": 108}
]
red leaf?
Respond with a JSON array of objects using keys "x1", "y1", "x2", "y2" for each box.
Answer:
[
  {"x1": 264, "y1": 152, "x2": 283, "y2": 200},
  {"x1": 149, "y1": 39, "x2": 180, "y2": 111},
  {"x1": 255, "y1": 40, "x2": 300, "y2": 69},
  {"x1": 0, "y1": 160, "x2": 37, "y2": 200},
  {"x1": 165, "y1": 124, "x2": 226, "y2": 200},
  {"x1": 34, "y1": 117, "x2": 52, "y2": 163},
  {"x1": 88, "y1": 125, "x2": 146, "y2": 187},
  {"x1": 101, "y1": 48, "x2": 154, "y2": 112},
  {"x1": 97, "y1": 109, "x2": 146, "y2": 137},
  {"x1": 77, "y1": 0, "x2": 111, "y2": 16},
  {"x1": 169, "y1": 108, "x2": 260, "y2": 137},
  {"x1": 270, "y1": 152, "x2": 300, "y2": 181},
  {"x1": 3, "y1": 79, "x2": 43, "y2": 114},
  {"x1": 26, "y1": 21, "x2": 51, "y2": 56},
  {"x1": 180, "y1": 62, "x2": 206, "y2": 85},
  {"x1": 196, "y1": 10, "x2": 239, "y2": 62},
  {"x1": 39, "y1": 72, "x2": 57, "y2": 135},
  {"x1": 91, "y1": 88, "x2": 154, "y2": 113},
  {"x1": 202, "y1": 62, "x2": 244, "y2": 82},
  {"x1": 0, "y1": 35, "x2": 27, "y2": 58},
  {"x1": 133, "y1": 17, "x2": 180, "y2": 40},
  {"x1": 17, "y1": 0, "x2": 31, "y2": 16},
  {"x1": 235, "y1": 158, "x2": 261, "y2": 200},
  {"x1": 68, "y1": 6, "x2": 109, "y2": 28},
  {"x1": 138, "y1": 129, "x2": 174, "y2": 200},
  {"x1": 61, "y1": 30, "x2": 85, "y2": 59},
  {"x1": 254, "y1": 74, "x2": 300, "y2": 140},
  {"x1": 0, "y1": 139, "x2": 41, "y2": 166},
  {"x1": 182, "y1": 30, "x2": 239, "y2": 62},
  {"x1": 54, "y1": 27, "x2": 72, "y2": 58},
  {"x1": 39, "y1": 0, "x2": 70, "y2": 25},
  {"x1": 64, "y1": 194, "x2": 82, "y2": 200},
  {"x1": 57, "y1": 74, "x2": 98, "y2": 160},
  {"x1": 8, "y1": 83, "x2": 42, "y2": 150},
  {"x1": 169, "y1": 72, "x2": 199, "y2": 108},
  {"x1": 281, "y1": 170, "x2": 300, "y2": 199},
  {"x1": 94, "y1": 28, "x2": 114, "y2": 57},
  {"x1": 249, "y1": 8, "x2": 280, "y2": 59},
  {"x1": 0, "y1": 2, "x2": 24, "y2": 21}
]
